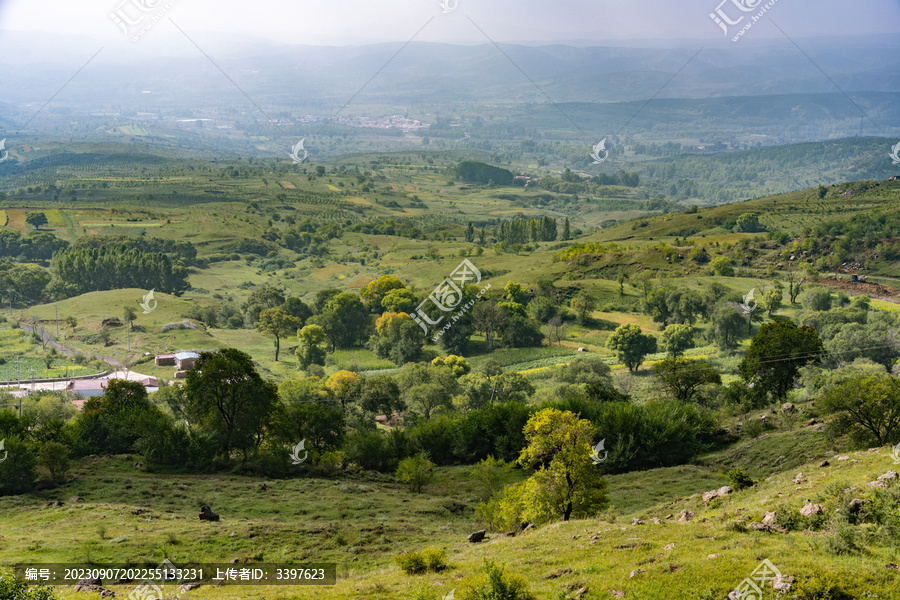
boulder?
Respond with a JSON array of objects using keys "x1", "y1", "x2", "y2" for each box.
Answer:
[
  {"x1": 781, "y1": 402, "x2": 795, "y2": 413},
  {"x1": 649, "y1": 517, "x2": 663, "y2": 525},
  {"x1": 747, "y1": 522, "x2": 768, "y2": 531},
  {"x1": 773, "y1": 575, "x2": 795, "y2": 591},
  {"x1": 867, "y1": 480, "x2": 887, "y2": 490},
  {"x1": 468, "y1": 530, "x2": 486, "y2": 543},
  {"x1": 793, "y1": 473, "x2": 804, "y2": 484},
  {"x1": 702, "y1": 490, "x2": 719, "y2": 503},
  {"x1": 677, "y1": 510, "x2": 694, "y2": 523},
  {"x1": 631, "y1": 518, "x2": 644, "y2": 525},
  {"x1": 664, "y1": 542, "x2": 675, "y2": 550},
  {"x1": 800, "y1": 503, "x2": 824, "y2": 517},
  {"x1": 179, "y1": 582, "x2": 202, "y2": 593},
  {"x1": 818, "y1": 459, "x2": 829, "y2": 467},
  {"x1": 877, "y1": 470, "x2": 899, "y2": 482},
  {"x1": 199, "y1": 505, "x2": 220, "y2": 522},
  {"x1": 848, "y1": 498, "x2": 870, "y2": 514},
  {"x1": 716, "y1": 486, "x2": 733, "y2": 497},
  {"x1": 707, "y1": 553, "x2": 722, "y2": 560},
  {"x1": 69, "y1": 496, "x2": 84, "y2": 503},
  {"x1": 762, "y1": 511, "x2": 777, "y2": 525}
]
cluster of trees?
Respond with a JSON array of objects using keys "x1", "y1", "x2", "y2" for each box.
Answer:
[
  {"x1": 47, "y1": 246, "x2": 190, "y2": 299},
  {"x1": 263, "y1": 219, "x2": 342, "y2": 255},
  {"x1": 454, "y1": 161, "x2": 514, "y2": 186},
  {"x1": 495, "y1": 217, "x2": 558, "y2": 244},
  {"x1": 0, "y1": 230, "x2": 68, "y2": 262},
  {"x1": 72, "y1": 235, "x2": 198, "y2": 265}
]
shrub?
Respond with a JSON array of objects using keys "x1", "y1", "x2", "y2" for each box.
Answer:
[
  {"x1": 395, "y1": 452, "x2": 435, "y2": 492},
  {"x1": 0, "y1": 574, "x2": 57, "y2": 600},
  {"x1": 458, "y1": 560, "x2": 535, "y2": 600},
  {"x1": 726, "y1": 468, "x2": 754, "y2": 491},
  {"x1": 791, "y1": 572, "x2": 854, "y2": 599},
  {"x1": 393, "y1": 547, "x2": 447, "y2": 575},
  {"x1": 38, "y1": 441, "x2": 70, "y2": 481},
  {"x1": 0, "y1": 436, "x2": 37, "y2": 494}
]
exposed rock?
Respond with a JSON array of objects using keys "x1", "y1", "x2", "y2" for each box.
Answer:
[
  {"x1": 664, "y1": 514, "x2": 674, "y2": 520},
  {"x1": 45, "y1": 501, "x2": 64, "y2": 507},
  {"x1": 545, "y1": 568, "x2": 572, "y2": 579},
  {"x1": 877, "y1": 470, "x2": 898, "y2": 482},
  {"x1": 702, "y1": 490, "x2": 719, "y2": 503},
  {"x1": 773, "y1": 575, "x2": 795, "y2": 591},
  {"x1": 69, "y1": 496, "x2": 84, "y2": 503},
  {"x1": 886, "y1": 563, "x2": 900, "y2": 571},
  {"x1": 808, "y1": 419, "x2": 819, "y2": 427},
  {"x1": 179, "y1": 582, "x2": 202, "y2": 593},
  {"x1": 800, "y1": 503, "x2": 824, "y2": 517},
  {"x1": 781, "y1": 402, "x2": 795, "y2": 413},
  {"x1": 867, "y1": 480, "x2": 887, "y2": 490},
  {"x1": 77, "y1": 577, "x2": 102, "y2": 587},
  {"x1": 664, "y1": 542, "x2": 675, "y2": 550},
  {"x1": 629, "y1": 569, "x2": 644, "y2": 578},
  {"x1": 793, "y1": 473, "x2": 804, "y2": 484},
  {"x1": 468, "y1": 530, "x2": 486, "y2": 543},
  {"x1": 837, "y1": 455, "x2": 850, "y2": 461},
  {"x1": 677, "y1": 510, "x2": 694, "y2": 523},
  {"x1": 631, "y1": 518, "x2": 644, "y2": 526},
  {"x1": 762, "y1": 511, "x2": 777, "y2": 525},
  {"x1": 747, "y1": 522, "x2": 767, "y2": 531},
  {"x1": 819, "y1": 459, "x2": 829, "y2": 467},
  {"x1": 73, "y1": 584, "x2": 114, "y2": 598},
  {"x1": 199, "y1": 505, "x2": 220, "y2": 522},
  {"x1": 572, "y1": 587, "x2": 588, "y2": 599},
  {"x1": 649, "y1": 517, "x2": 663, "y2": 525},
  {"x1": 610, "y1": 590, "x2": 625, "y2": 598},
  {"x1": 716, "y1": 486, "x2": 733, "y2": 497},
  {"x1": 707, "y1": 553, "x2": 722, "y2": 560},
  {"x1": 848, "y1": 498, "x2": 870, "y2": 514}
]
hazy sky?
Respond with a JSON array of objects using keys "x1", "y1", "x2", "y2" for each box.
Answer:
[{"x1": 0, "y1": 0, "x2": 898, "y2": 47}]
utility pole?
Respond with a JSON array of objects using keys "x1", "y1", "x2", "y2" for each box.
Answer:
[{"x1": 55, "y1": 305, "x2": 59, "y2": 337}]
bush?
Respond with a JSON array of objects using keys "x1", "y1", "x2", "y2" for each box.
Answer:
[
  {"x1": 344, "y1": 430, "x2": 395, "y2": 472},
  {"x1": 458, "y1": 560, "x2": 535, "y2": 600},
  {"x1": 38, "y1": 441, "x2": 70, "y2": 481},
  {"x1": 0, "y1": 575, "x2": 57, "y2": 600},
  {"x1": 393, "y1": 547, "x2": 447, "y2": 575},
  {"x1": 0, "y1": 436, "x2": 37, "y2": 494},
  {"x1": 803, "y1": 290, "x2": 833, "y2": 312},
  {"x1": 791, "y1": 572, "x2": 854, "y2": 600},
  {"x1": 395, "y1": 452, "x2": 435, "y2": 492},
  {"x1": 726, "y1": 468, "x2": 754, "y2": 491}
]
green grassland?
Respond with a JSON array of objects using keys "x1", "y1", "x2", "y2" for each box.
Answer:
[{"x1": 1, "y1": 145, "x2": 900, "y2": 599}]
